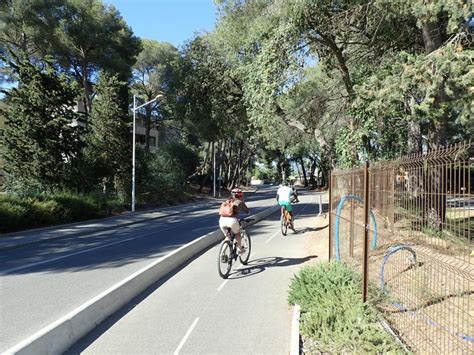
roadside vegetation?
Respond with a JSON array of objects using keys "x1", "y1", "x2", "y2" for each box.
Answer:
[
  {"x1": 288, "y1": 262, "x2": 404, "y2": 353},
  {"x1": 0, "y1": 1, "x2": 471, "y2": 230},
  {"x1": 0, "y1": 192, "x2": 124, "y2": 233}
]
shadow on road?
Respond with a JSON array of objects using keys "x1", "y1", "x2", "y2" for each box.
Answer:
[
  {"x1": 0, "y1": 196, "x2": 325, "y2": 276},
  {"x1": 295, "y1": 224, "x2": 328, "y2": 234},
  {"x1": 228, "y1": 255, "x2": 318, "y2": 279}
]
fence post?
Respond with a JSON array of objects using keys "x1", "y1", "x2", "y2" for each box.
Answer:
[
  {"x1": 363, "y1": 161, "x2": 370, "y2": 303},
  {"x1": 350, "y1": 170, "x2": 355, "y2": 257},
  {"x1": 328, "y1": 170, "x2": 333, "y2": 261}
]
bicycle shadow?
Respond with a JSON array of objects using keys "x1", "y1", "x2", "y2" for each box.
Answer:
[
  {"x1": 293, "y1": 224, "x2": 328, "y2": 234},
  {"x1": 228, "y1": 255, "x2": 317, "y2": 279}
]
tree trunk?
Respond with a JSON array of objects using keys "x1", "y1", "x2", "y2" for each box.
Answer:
[
  {"x1": 422, "y1": 19, "x2": 448, "y2": 149},
  {"x1": 197, "y1": 142, "x2": 211, "y2": 193},
  {"x1": 309, "y1": 159, "x2": 317, "y2": 189},
  {"x1": 422, "y1": 21, "x2": 443, "y2": 54},
  {"x1": 407, "y1": 121, "x2": 422, "y2": 154},
  {"x1": 300, "y1": 157, "x2": 308, "y2": 187},
  {"x1": 420, "y1": 20, "x2": 448, "y2": 229},
  {"x1": 81, "y1": 64, "x2": 93, "y2": 116}
]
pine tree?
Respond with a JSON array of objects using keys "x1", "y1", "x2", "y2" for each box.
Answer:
[
  {"x1": 0, "y1": 54, "x2": 82, "y2": 192},
  {"x1": 84, "y1": 73, "x2": 130, "y2": 194}
]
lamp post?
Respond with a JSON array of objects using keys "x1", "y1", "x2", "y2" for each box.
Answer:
[{"x1": 132, "y1": 94, "x2": 164, "y2": 212}]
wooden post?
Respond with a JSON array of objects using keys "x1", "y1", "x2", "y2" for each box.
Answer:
[
  {"x1": 212, "y1": 141, "x2": 216, "y2": 197},
  {"x1": 362, "y1": 161, "x2": 370, "y2": 302},
  {"x1": 349, "y1": 170, "x2": 355, "y2": 257},
  {"x1": 328, "y1": 170, "x2": 333, "y2": 261}
]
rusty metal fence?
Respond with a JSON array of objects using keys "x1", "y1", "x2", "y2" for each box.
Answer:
[{"x1": 328, "y1": 142, "x2": 473, "y2": 353}]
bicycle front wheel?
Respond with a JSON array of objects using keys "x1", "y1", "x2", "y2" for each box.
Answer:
[
  {"x1": 281, "y1": 216, "x2": 288, "y2": 236},
  {"x1": 239, "y1": 230, "x2": 251, "y2": 265},
  {"x1": 218, "y1": 240, "x2": 233, "y2": 279}
]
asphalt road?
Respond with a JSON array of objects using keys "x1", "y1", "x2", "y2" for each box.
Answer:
[
  {"x1": 69, "y1": 190, "x2": 322, "y2": 354},
  {"x1": 0, "y1": 186, "x2": 282, "y2": 352}
]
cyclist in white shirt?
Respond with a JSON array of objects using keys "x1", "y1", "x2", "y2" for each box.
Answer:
[{"x1": 276, "y1": 181, "x2": 296, "y2": 219}]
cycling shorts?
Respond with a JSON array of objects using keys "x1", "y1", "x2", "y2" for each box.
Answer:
[
  {"x1": 278, "y1": 201, "x2": 293, "y2": 212},
  {"x1": 219, "y1": 216, "x2": 240, "y2": 235}
]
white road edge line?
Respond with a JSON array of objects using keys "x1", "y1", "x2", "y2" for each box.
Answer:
[
  {"x1": 217, "y1": 253, "x2": 255, "y2": 291},
  {"x1": 174, "y1": 317, "x2": 200, "y2": 355}
]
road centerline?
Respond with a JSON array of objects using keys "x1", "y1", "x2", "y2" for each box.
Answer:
[{"x1": 2, "y1": 224, "x2": 185, "y2": 274}]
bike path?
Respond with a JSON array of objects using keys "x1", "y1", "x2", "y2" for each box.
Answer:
[
  {"x1": 69, "y1": 192, "x2": 324, "y2": 354},
  {"x1": 0, "y1": 191, "x2": 279, "y2": 353}
]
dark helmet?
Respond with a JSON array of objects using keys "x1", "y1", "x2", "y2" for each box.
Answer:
[{"x1": 231, "y1": 187, "x2": 243, "y2": 200}]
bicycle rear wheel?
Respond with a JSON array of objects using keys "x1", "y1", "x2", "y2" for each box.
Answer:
[
  {"x1": 281, "y1": 215, "x2": 288, "y2": 236},
  {"x1": 218, "y1": 240, "x2": 233, "y2": 279},
  {"x1": 239, "y1": 230, "x2": 251, "y2": 265}
]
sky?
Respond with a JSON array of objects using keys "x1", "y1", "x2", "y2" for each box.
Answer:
[{"x1": 105, "y1": 0, "x2": 218, "y2": 47}]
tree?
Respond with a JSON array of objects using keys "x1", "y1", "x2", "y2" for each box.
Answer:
[
  {"x1": 132, "y1": 39, "x2": 180, "y2": 154},
  {"x1": 177, "y1": 35, "x2": 258, "y2": 191},
  {"x1": 0, "y1": 53, "x2": 82, "y2": 192},
  {"x1": 83, "y1": 73, "x2": 130, "y2": 194},
  {"x1": 1, "y1": 0, "x2": 142, "y2": 115},
  {"x1": 213, "y1": 0, "x2": 472, "y2": 168}
]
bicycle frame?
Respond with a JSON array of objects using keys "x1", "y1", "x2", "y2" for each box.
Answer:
[{"x1": 218, "y1": 218, "x2": 252, "y2": 278}]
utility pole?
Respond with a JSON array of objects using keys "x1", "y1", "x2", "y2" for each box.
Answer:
[{"x1": 213, "y1": 141, "x2": 216, "y2": 197}]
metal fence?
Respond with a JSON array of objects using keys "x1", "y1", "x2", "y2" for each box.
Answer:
[{"x1": 328, "y1": 142, "x2": 473, "y2": 353}]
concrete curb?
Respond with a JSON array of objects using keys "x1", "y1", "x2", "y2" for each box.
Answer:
[
  {"x1": 0, "y1": 200, "x2": 220, "y2": 252},
  {"x1": 290, "y1": 304, "x2": 301, "y2": 355},
  {"x1": 5, "y1": 205, "x2": 280, "y2": 355}
]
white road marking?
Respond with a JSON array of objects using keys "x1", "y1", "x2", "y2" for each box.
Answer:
[
  {"x1": 217, "y1": 279, "x2": 229, "y2": 292},
  {"x1": 265, "y1": 230, "x2": 281, "y2": 244},
  {"x1": 217, "y1": 253, "x2": 255, "y2": 291},
  {"x1": 174, "y1": 317, "x2": 200, "y2": 355},
  {"x1": 2, "y1": 225, "x2": 179, "y2": 274},
  {"x1": 265, "y1": 196, "x2": 314, "y2": 244}
]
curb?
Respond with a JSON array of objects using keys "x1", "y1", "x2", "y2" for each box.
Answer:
[
  {"x1": 0, "y1": 201, "x2": 220, "y2": 252},
  {"x1": 5, "y1": 205, "x2": 280, "y2": 355},
  {"x1": 379, "y1": 320, "x2": 411, "y2": 352},
  {"x1": 290, "y1": 304, "x2": 301, "y2": 355}
]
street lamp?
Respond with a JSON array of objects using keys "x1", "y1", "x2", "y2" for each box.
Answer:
[{"x1": 131, "y1": 93, "x2": 164, "y2": 212}]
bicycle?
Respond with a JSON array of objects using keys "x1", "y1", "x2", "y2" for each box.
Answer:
[
  {"x1": 217, "y1": 218, "x2": 252, "y2": 279},
  {"x1": 280, "y1": 206, "x2": 295, "y2": 236}
]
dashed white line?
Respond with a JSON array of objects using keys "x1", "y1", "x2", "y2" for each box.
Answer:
[
  {"x1": 174, "y1": 317, "x2": 200, "y2": 355},
  {"x1": 217, "y1": 279, "x2": 229, "y2": 292},
  {"x1": 217, "y1": 253, "x2": 255, "y2": 291},
  {"x1": 265, "y1": 196, "x2": 314, "y2": 244},
  {"x1": 265, "y1": 230, "x2": 281, "y2": 244}
]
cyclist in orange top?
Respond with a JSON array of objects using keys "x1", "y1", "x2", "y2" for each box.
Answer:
[{"x1": 218, "y1": 188, "x2": 249, "y2": 252}]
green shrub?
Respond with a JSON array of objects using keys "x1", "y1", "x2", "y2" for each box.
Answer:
[
  {"x1": 0, "y1": 199, "x2": 28, "y2": 232},
  {"x1": 288, "y1": 261, "x2": 403, "y2": 353},
  {"x1": 29, "y1": 199, "x2": 62, "y2": 225},
  {"x1": 0, "y1": 192, "x2": 125, "y2": 233},
  {"x1": 51, "y1": 192, "x2": 99, "y2": 221}
]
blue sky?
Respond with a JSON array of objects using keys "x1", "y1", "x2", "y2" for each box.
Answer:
[{"x1": 106, "y1": 0, "x2": 218, "y2": 47}]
